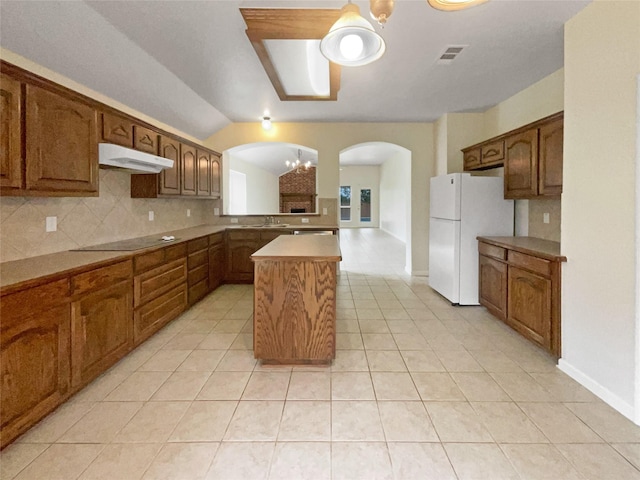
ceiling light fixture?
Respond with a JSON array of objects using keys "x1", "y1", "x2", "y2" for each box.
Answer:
[
  {"x1": 261, "y1": 116, "x2": 272, "y2": 131},
  {"x1": 320, "y1": 1, "x2": 385, "y2": 67},
  {"x1": 369, "y1": 0, "x2": 394, "y2": 26},
  {"x1": 285, "y1": 149, "x2": 312, "y2": 173},
  {"x1": 427, "y1": 0, "x2": 487, "y2": 11}
]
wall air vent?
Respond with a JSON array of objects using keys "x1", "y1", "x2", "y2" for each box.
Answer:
[{"x1": 437, "y1": 45, "x2": 467, "y2": 65}]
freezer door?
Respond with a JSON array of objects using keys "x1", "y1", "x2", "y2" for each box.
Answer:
[
  {"x1": 428, "y1": 217, "x2": 461, "y2": 303},
  {"x1": 430, "y1": 173, "x2": 462, "y2": 221}
]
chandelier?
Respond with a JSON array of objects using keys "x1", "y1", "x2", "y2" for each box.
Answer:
[{"x1": 286, "y1": 149, "x2": 312, "y2": 174}]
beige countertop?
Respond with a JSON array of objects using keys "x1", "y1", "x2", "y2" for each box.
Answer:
[
  {"x1": 251, "y1": 235, "x2": 342, "y2": 262},
  {"x1": 0, "y1": 224, "x2": 338, "y2": 294},
  {"x1": 477, "y1": 236, "x2": 566, "y2": 262}
]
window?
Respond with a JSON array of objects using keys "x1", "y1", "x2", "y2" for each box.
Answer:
[{"x1": 340, "y1": 186, "x2": 351, "y2": 221}]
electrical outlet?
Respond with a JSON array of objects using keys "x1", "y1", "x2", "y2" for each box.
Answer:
[
  {"x1": 148, "y1": 211, "x2": 154, "y2": 221},
  {"x1": 543, "y1": 212, "x2": 550, "y2": 224},
  {"x1": 186, "y1": 209, "x2": 191, "y2": 217},
  {"x1": 322, "y1": 207, "x2": 328, "y2": 215},
  {"x1": 45, "y1": 216, "x2": 57, "y2": 232},
  {"x1": 230, "y1": 218, "x2": 238, "y2": 224},
  {"x1": 301, "y1": 218, "x2": 309, "y2": 223},
  {"x1": 214, "y1": 207, "x2": 220, "y2": 216}
]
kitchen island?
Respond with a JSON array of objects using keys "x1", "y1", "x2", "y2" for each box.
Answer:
[{"x1": 251, "y1": 235, "x2": 342, "y2": 364}]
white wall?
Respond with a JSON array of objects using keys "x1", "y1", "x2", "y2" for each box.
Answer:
[
  {"x1": 226, "y1": 154, "x2": 279, "y2": 214},
  {"x1": 338, "y1": 166, "x2": 381, "y2": 228},
  {"x1": 560, "y1": 0, "x2": 640, "y2": 421},
  {"x1": 380, "y1": 151, "x2": 411, "y2": 244}
]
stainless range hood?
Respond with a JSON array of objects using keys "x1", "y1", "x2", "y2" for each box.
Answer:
[{"x1": 99, "y1": 143, "x2": 174, "y2": 174}]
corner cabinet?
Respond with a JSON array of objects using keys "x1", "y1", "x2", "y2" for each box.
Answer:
[{"x1": 478, "y1": 237, "x2": 565, "y2": 357}]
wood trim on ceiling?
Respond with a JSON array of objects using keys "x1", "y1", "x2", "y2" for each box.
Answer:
[{"x1": 240, "y1": 8, "x2": 342, "y2": 102}]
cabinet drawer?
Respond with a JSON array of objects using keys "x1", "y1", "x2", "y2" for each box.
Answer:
[
  {"x1": 134, "y1": 258, "x2": 187, "y2": 307},
  {"x1": 188, "y1": 237, "x2": 208, "y2": 254},
  {"x1": 134, "y1": 283, "x2": 187, "y2": 344},
  {"x1": 188, "y1": 279, "x2": 209, "y2": 305},
  {"x1": 508, "y1": 251, "x2": 550, "y2": 276},
  {"x1": 188, "y1": 249, "x2": 208, "y2": 270},
  {"x1": 134, "y1": 243, "x2": 187, "y2": 273},
  {"x1": 1, "y1": 279, "x2": 70, "y2": 327},
  {"x1": 481, "y1": 140, "x2": 505, "y2": 165},
  {"x1": 188, "y1": 263, "x2": 208, "y2": 286},
  {"x1": 209, "y1": 232, "x2": 224, "y2": 246},
  {"x1": 228, "y1": 230, "x2": 259, "y2": 241},
  {"x1": 71, "y1": 260, "x2": 132, "y2": 296},
  {"x1": 479, "y1": 242, "x2": 506, "y2": 261}
]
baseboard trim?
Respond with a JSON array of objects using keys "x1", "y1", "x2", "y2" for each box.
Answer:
[
  {"x1": 409, "y1": 269, "x2": 428, "y2": 277},
  {"x1": 380, "y1": 227, "x2": 406, "y2": 243},
  {"x1": 558, "y1": 359, "x2": 636, "y2": 423}
]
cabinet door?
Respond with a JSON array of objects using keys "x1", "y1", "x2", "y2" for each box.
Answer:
[
  {"x1": 25, "y1": 85, "x2": 98, "y2": 194},
  {"x1": 158, "y1": 135, "x2": 181, "y2": 195},
  {"x1": 208, "y1": 243, "x2": 225, "y2": 291},
  {"x1": 197, "y1": 149, "x2": 211, "y2": 196},
  {"x1": 0, "y1": 280, "x2": 71, "y2": 448},
  {"x1": 463, "y1": 148, "x2": 481, "y2": 170},
  {"x1": 70, "y1": 281, "x2": 133, "y2": 388},
  {"x1": 504, "y1": 129, "x2": 538, "y2": 199},
  {"x1": 227, "y1": 240, "x2": 260, "y2": 282},
  {"x1": 0, "y1": 74, "x2": 23, "y2": 190},
  {"x1": 539, "y1": 118, "x2": 563, "y2": 196},
  {"x1": 507, "y1": 266, "x2": 552, "y2": 350},
  {"x1": 134, "y1": 125, "x2": 159, "y2": 154},
  {"x1": 478, "y1": 255, "x2": 507, "y2": 321},
  {"x1": 134, "y1": 283, "x2": 187, "y2": 344},
  {"x1": 210, "y1": 154, "x2": 221, "y2": 197},
  {"x1": 102, "y1": 112, "x2": 133, "y2": 147},
  {"x1": 181, "y1": 144, "x2": 197, "y2": 196}
]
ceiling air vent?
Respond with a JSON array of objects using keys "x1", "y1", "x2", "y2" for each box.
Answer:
[{"x1": 437, "y1": 45, "x2": 467, "y2": 65}]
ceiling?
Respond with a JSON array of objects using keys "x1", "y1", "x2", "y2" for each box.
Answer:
[{"x1": 0, "y1": 0, "x2": 590, "y2": 144}]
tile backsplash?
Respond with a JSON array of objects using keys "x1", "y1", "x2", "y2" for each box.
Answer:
[
  {"x1": 528, "y1": 197, "x2": 561, "y2": 242},
  {"x1": 0, "y1": 169, "x2": 216, "y2": 263}
]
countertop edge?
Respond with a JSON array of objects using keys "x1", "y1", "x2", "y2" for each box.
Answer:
[
  {"x1": 477, "y1": 236, "x2": 567, "y2": 262},
  {"x1": 1, "y1": 224, "x2": 339, "y2": 294}
]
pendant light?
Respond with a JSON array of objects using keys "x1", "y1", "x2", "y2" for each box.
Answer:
[
  {"x1": 320, "y1": 1, "x2": 386, "y2": 67},
  {"x1": 370, "y1": 0, "x2": 394, "y2": 26},
  {"x1": 427, "y1": 0, "x2": 487, "y2": 11}
]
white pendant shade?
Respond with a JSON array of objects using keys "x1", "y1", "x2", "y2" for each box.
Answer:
[{"x1": 320, "y1": 3, "x2": 385, "y2": 67}]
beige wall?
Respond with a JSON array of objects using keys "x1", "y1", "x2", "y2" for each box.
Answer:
[
  {"x1": 560, "y1": 0, "x2": 640, "y2": 419},
  {"x1": 205, "y1": 122, "x2": 434, "y2": 274},
  {"x1": 380, "y1": 151, "x2": 411, "y2": 243},
  {"x1": 226, "y1": 155, "x2": 279, "y2": 214}
]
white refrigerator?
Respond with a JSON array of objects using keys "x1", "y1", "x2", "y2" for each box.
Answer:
[{"x1": 429, "y1": 173, "x2": 514, "y2": 305}]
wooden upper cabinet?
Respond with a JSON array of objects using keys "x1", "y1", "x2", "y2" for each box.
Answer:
[
  {"x1": 210, "y1": 153, "x2": 221, "y2": 197},
  {"x1": 158, "y1": 135, "x2": 181, "y2": 195},
  {"x1": 504, "y1": 129, "x2": 538, "y2": 199},
  {"x1": 101, "y1": 112, "x2": 133, "y2": 147},
  {"x1": 463, "y1": 148, "x2": 481, "y2": 171},
  {"x1": 197, "y1": 149, "x2": 211, "y2": 196},
  {"x1": 538, "y1": 117, "x2": 563, "y2": 196},
  {"x1": 480, "y1": 140, "x2": 504, "y2": 167},
  {"x1": 134, "y1": 125, "x2": 159, "y2": 154},
  {"x1": 25, "y1": 85, "x2": 98, "y2": 194},
  {"x1": 181, "y1": 144, "x2": 197, "y2": 196},
  {"x1": 0, "y1": 74, "x2": 23, "y2": 190}
]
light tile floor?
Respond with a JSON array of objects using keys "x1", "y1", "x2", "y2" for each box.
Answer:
[{"x1": 2, "y1": 228, "x2": 640, "y2": 479}]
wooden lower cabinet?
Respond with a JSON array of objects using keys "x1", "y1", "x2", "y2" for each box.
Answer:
[
  {"x1": 506, "y1": 266, "x2": 552, "y2": 350},
  {"x1": 478, "y1": 255, "x2": 508, "y2": 320},
  {"x1": 0, "y1": 279, "x2": 71, "y2": 448},
  {"x1": 478, "y1": 238, "x2": 564, "y2": 357},
  {"x1": 70, "y1": 280, "x2": 133, "y2": 388},
  {"x1": 226, "y1": 230, "x2": 292, "y2": 283}
]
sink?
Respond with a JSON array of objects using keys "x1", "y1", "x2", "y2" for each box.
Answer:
[{"x1": 241, "y1": 224, "x2": 289, "y2": 228}]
